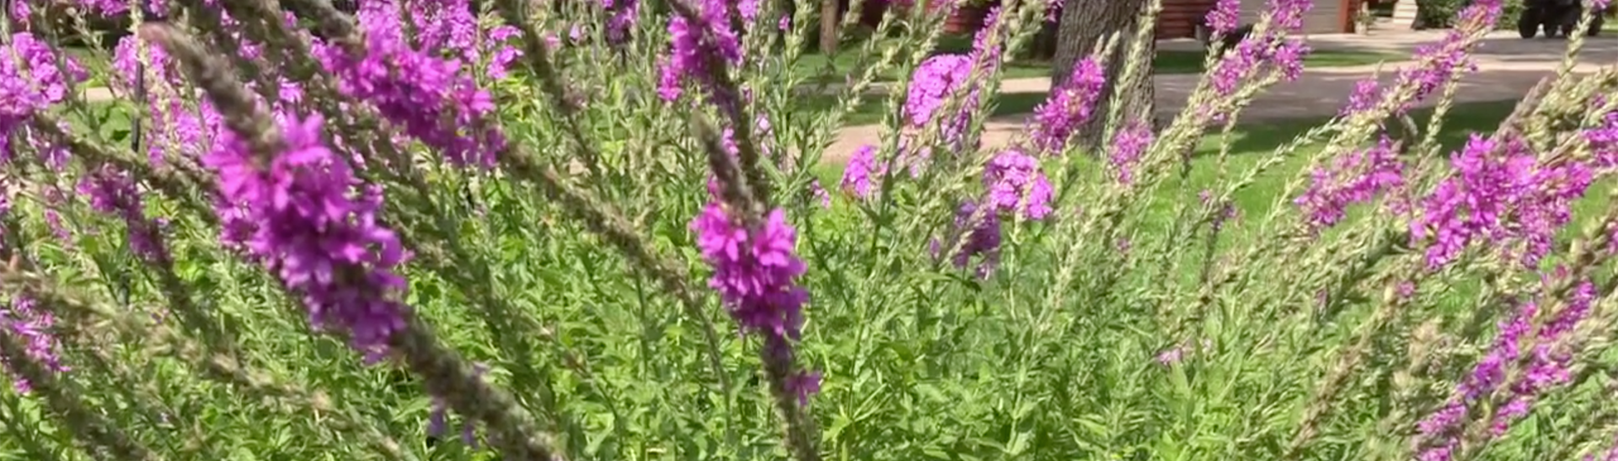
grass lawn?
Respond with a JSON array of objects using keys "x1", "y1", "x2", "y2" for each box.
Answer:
[
  {"x1": 793, "y1": 47, "x2": 1403, "y2": 83},
  {"x1": 798, "y1": 89, "x2": 1049, "y2": 126},
  {"x1": 812, "y1": 100, "x2": 1609, "y2": 233}
]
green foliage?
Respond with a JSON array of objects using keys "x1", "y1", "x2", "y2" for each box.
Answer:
[
  {"x1": 2, "y1": 1, "x2": 1618, "y2": 461},
  {"x1": 1500, "y1": 0, "x2": 1528, "y2": 30},
  {"x1": 1416, "y1": 0, "x2": 1467, "y2": 28}
]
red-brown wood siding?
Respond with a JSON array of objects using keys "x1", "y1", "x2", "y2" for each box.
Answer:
[
  {"x1": 1340, "y1": 0, "x2": 1362, "y2": 33},
  {"x1": 1159, "y1": 0, "x2": 1217, "y2": 38}
]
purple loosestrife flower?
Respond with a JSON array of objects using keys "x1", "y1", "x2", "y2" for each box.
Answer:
[
  {"x1": 904, "y1": 54, "x2": 980, "y2": 150},
  {"x1": 841, "y1": 145, "x2": 882, "y2": 199},
  {"x1": 485, "y1": 26, "x2": 525, "y2": 80},
  {"x1": 1413, "y1": 301, "x2": 1533, "y2": 460},
  {"x1": 1207, "y1": 36, "x2": 1311, "y2": 97},
  {"x1": 5, "y1": 1, "x2": 27, "y2": 23},
  {"x1": 410, "y1": 0, "x2": 480, "y2": 61},
  {"x1": 690, "y1": 205, "x2": 809, "y2": 340},
  {"x1": 1586, "y1": 106, "x2": 1618, "y2": 170},
  {"x1": 317, "y1": 0, "x2": 504, "y2": 169},
  {"x1": 810, "y1": 180, "x2": 830, "y2": 209},
  {"x1": 1341, "y1": 0, "x2": 1500, "y2": 116},
  {"x1": 1410, "y1": 135, "x2": 1593, "y2": 270},
  {"x1": 78, "y1": 166, "x2": 164, "y2": 261},
  {"x1": 113, "y1": 36, "x2": 225, "y2": 166},
  {"x1": 1295, "y1": 135, "x2": 1406, "y2": 231},
  {"x1": 1415, "y1": 279, "x2": 1595, "y2": 459},
  {"x1": 1201, "y1": 0, "x2": 1312, "y2": 98},
  {"x1": 903, "y1": 54, "x2": 974, "y2": 129},
  {"x1": 738, "y1": 0, "x2": 761, "y2": 23},
  {"x1": 1109, "y1": 120, "x2": 1154, "y2": 185},
  {"x1": 656, "y1": 0, "x2": 743, "y2": 103},
  {"x1": 983, "y1": 149, "x2": 1054, "y2": 220},
  {"x1": 1028, "y1": 57, "x2": 1106, "y2": 155},
  {"x1": 1488, "y1": 279, "x2": 1595, "y2": 435},
  {"x1": 1, "y1": 32, "x2": 87, "y2": 164},
  {"x1": 1204, "y1": 0, "x2": 1241, "y2": 35},
  {"x1": 0, "y1": 295, "x2": 68, "y2": 394},
  {"x1": 203, "y1": 113, "x2": 409, "y2": 357},
  {"x1": 1265, "y1": 0, "x2": 1314, "y2": 31},
  {"x1": 970, "y1": 7, "x2": 1007, "y2": 64},
  {"x1": 930, "y1": 201, "x2": 1002, "y2": 278},
  {"x1": 42, "y1": 189, "x2": 71, "y2": 243},
  {"x1": 606, "y1": 0, "x2": 641, "y2": 46},
  {"x1": 689, "y1": 203, "x2": 822, "y2": 404}
]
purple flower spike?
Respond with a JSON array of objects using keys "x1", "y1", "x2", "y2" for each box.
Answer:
[
  {"x1": 983, "y1": 149, "x2": 1054, "y2": 220},
  {"x1": 204, "y1": 113, "x2": 410, "y2": 356},
  {"x1": 690, "y1": 203, "x2": 821, "y2": 406}
]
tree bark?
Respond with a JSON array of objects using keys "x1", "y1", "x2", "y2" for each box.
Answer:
[
  {"x1": 819, "y1": 0, "x2": 840, "y2": 54},
  {"x1": 1051, "y1": 0, "x2": 1155, "y2": 152}
]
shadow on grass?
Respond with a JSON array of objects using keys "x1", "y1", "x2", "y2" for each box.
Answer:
[
  {"x1": 796, "y1": 90, "x2": 1049, "y2": 126},
  {"x1": 1211, "y1": 100, "x2": 1517, "y2": 156}
]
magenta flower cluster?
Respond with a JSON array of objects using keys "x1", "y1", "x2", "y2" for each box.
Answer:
[
  {"x1": 932, "y1": 201, "x2": 1002, "y2": 278},
  {"x1": 1203, "y1": 0, "x2": 1242, "y2": 36},
  {"x1": 1414, "y1": 277, "x2": 1594, "y2": 461},
  {"x1": 0, "y1": 294, "x2": 69, "y2": 394},
  {"x1": 1585, "y1": 101, "x2": 1618, "y2": 171},
  {"x1": 1294, "y1": 135, "x2": 1406, "y2": 231},
  {"x1": 690, "y1": 206, "x2": 809, "y2": 340},
  {"x1": 204, "y1": 114, "x2": 410, "y2": 357},
  {"x1": 1410, "y1": 135, "x2": 1593, "y2": 270},
  {"x1": 113, "y1": 35, "x2": 224, "y2": 166},
  {"x1": 77, "y1": 165, "x2": 165, "y2": 261},
  {"x1": 983, "y1": 149, "x2": 1053, "y2": 220},
  {"x1": 689, "y1": 205, "x2": 820, "y2": 403},
  {"x1": 1109, "y1": 120, "x2": 1155, "y2": 186},
  {"x1": 903, "y1": 54, "x2": 976, "y2": 137},
  {"x1": 604, "y1": 0, "x2": 642, "y2": 46},
  {"x1": 840, "y1": 145, "x2": 882, "y2": 200},
  {"x1": 315, "y1": 0, "x2": 506, "y2": 169},
  {"x1": 1, "y1": 32, "x2": 87, "y2": 163},
  {"x1": 1341, "y1": 0, "x2": 1500, "y2": 116},
  {"x1": 656, "y1": 0, "x2": 743, "y2": 103},
  {"x1": 1028, "y1": 57, "x2": 1106, "y2": 155}
]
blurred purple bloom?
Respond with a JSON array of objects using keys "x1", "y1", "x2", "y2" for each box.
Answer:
[
  {"x1": 1295, "y1": 135, "x2": 1405, "y2": 231},
  {"x1": 203, "y1": 113, "x2": 410, "y2": 357},
  {"x1": 0, "y1": 295, "x2": 69, "y2": 394},
  {"x1": 983, "y1": 149, "x2": 1053, "y2": 220},
  {"x1": 1028, "y1": 57, "x2": 1106, "y2": 155}
]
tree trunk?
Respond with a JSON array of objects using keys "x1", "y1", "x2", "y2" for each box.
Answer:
[
  {"x1": 1051, "y1": 0, "x2": 1155, "y2": 152},
  {"x1": 819, "y1": 0, "x2": 840, "y2": 54}
]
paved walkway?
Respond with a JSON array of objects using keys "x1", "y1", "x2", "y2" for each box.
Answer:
[
  {"x1": 823, "y1": 31, "x2": 1618, "y2": 163},
  {"x1": 76, "y1": 31, "x2": 1618, "y2": 164}
]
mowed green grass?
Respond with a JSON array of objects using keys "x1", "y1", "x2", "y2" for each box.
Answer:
[
  {"x1": 811, "y1": 100, "x2": 1610, "y2": 240},
  {"x1": 807, "y1": 99, "x2": 1611, "y2": 300}
]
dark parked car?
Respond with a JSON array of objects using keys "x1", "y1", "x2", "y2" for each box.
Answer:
[{"x1": 1518, "y1": 0, "x2": 1606, "y2": 38}]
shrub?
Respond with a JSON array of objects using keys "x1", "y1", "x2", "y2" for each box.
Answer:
[
  {"x1": 1, "y1": 0, "x2": 1618, "y2": 460},
  {"x1": 1415, "y1": 0, "x2": 1467, "y2": 28}
]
